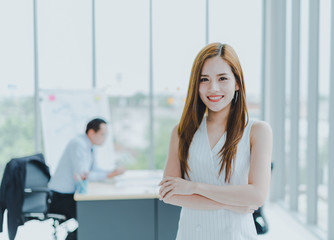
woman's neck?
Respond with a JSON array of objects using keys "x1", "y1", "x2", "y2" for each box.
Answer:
[{"x1": 206, "y1": 107, "x2": 230, "y2": 127}]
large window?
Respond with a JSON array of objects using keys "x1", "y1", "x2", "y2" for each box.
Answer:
[
  {"x1": 0, "y1": 1, "x2": 35, "y2": 181},
  {"x1": 210, "y1": 0, "x2": 263, "y2": 119},
  {"x1": 38, "y1": 0, "x2": 92, "y2": 89},
  {"x1": 153, "y1": 0, "x2": 205, "y2": 169},
  {"x1": 317, "y1": 0, "x2": 330, "y2": 232},
  {"x1": 0, "y1": 0, "x2": 264, "y2": 174},
  {"x1": 298, "y1": 0, "x2": 309, "y2": 220},
  {"x1": 2, "y1": 0, "x2": 334, "y2": 238},
  {"x1": 95, "y1": 0, "x2": 150, "y2": 169},
  {"x1": 284, "y1": 0, "x2": 330, "y2": 234}
]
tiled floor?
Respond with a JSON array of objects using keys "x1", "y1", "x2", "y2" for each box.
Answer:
[{"x1": 0, "y1": 203, "x2": 322, "y2": 240}]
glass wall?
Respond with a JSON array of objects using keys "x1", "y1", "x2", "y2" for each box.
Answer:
[
  {"x1": 2, "y1": 0, "x2": 334, "y2": 237},
  {"x1": 284, "y1": 0, "x2": 291, "y2": 207},
  {"x1": 0, "y1": 1, "x2": 35, "y2": 181},
  {"x1": 317, "y1": 0, "x2": 330, "y2": 232},
  {"x1": 282, "y1": 0, "x2": 330, "y2": 234},
  {"x1": 0, "y1": 0, "x2": 264, "y2": 174},
  {"x1": 95, "y1": 0, "x2": 150, "y2": 169},
  {"x1": 153, "y1": 0, "x2": 205, "y2": 169},
  {"x1": 210, "y1": 0, "x2": 263, "y2": 119},
  {"x1": 298, "y1": 0, "x2": 309, "y2": 220},
  {"x1": 38, "y1": 0, "x2": 92, "y2": 89}
]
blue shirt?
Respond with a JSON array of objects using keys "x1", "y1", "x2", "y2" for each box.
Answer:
[{"x1": 48, "y1": 134, "x2": 108, "y2": 194}]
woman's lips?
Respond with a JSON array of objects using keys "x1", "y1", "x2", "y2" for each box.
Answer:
[{"x1": 207, "y1": 95, "x2": 223, "y2": 102}]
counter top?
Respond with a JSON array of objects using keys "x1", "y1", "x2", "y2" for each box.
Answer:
[{"x1": 74, "y1": 170, "x2": 163, "y2": 201}]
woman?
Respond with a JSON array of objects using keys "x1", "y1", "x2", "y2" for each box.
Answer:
[{"x1": 159, "y1": 43, "x2": 272, "y2": 239}]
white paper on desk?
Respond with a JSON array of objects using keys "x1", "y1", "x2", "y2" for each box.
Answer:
[{"x1": 109, "y1": 170, "x2": 163, "y2": 187}]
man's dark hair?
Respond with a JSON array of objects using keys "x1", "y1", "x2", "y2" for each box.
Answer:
[{"x1": 85, "y1": 118, "x2": 107, "y2": 134}]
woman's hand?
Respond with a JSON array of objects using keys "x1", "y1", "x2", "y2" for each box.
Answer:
[
  {"x1": 159, "y1": 176, "x2": 196, "y2": 201},
  {"x1": 225, "y1": 205, "x2": 258, "y2": 214}
]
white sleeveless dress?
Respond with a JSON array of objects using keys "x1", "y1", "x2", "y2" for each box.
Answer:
[{"x1": 176, "y1": 116, "x2": 258, "y2": 240}]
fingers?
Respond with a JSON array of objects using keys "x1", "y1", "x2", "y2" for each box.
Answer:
[
  {"x1": 162, "y1": 189, "x2": 174, "y2": 201},
  {"x1": 117, "y1": 166, "x2": 126, "y2": 174},
  {"x1": 233, "y1": 206, "x2": 255, "y2": 214},
  {"x1": 159, "y1": 181, "x2": 173, "y2": 195},
  {"x1": 112, "y1": 167, "x2": 126, "y2": 177},
  {"x1": 159, "y1": 176, "x2": 175, "y2": 186},
  {"x1": 247, "y1": 207, "x2": 256, "y2": 213},
  {"x1": 249, "y1": 205, "x2": 258, "y2": 213},
  {"x1": 159, "y1": 178, "x2": 179, "y2": 200},
  {"x1": 159, "y1": 180, "x2": 175, "y2": 198},
  {"x1": 159, "y1": 184, "x2": 175, "y2": 200}
]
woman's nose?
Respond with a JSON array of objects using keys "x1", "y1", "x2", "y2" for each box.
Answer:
[{"x1": 209, "y1": 81, "x2": 219, "y2": 92}]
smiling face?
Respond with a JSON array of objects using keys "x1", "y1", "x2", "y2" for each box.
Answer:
[{"x1": 199, "y1": 56, "x2": 239, "y2": 113}]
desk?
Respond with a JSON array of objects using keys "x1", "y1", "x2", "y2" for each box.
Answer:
[{"x1": 74, "y1": 170, "x2": 181, "y2": 240}]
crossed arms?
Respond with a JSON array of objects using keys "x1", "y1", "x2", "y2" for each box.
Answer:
[{"x1": 159, "y1": 121, "x2": 272, "y2": 214}]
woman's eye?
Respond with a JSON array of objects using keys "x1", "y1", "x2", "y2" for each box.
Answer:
[
  {"x1": 200, "y1": 78, "x2": 208, "y2": 82},
  {"x1": 219, "y1": 77, "x2": 227, "y2": 81}
]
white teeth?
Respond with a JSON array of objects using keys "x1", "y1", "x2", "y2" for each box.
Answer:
[{"x1": 208, "y1": 96, "x2": 222, "y2": 100}]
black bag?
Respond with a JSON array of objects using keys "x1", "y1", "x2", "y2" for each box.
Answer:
[{"x1": 253, "y1": 206, "x2": 268, "y2": 234}]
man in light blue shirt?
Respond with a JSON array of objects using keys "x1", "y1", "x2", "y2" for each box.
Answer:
[{"x1": 48, "y1": 118, "x2": 125, "y2": 240}]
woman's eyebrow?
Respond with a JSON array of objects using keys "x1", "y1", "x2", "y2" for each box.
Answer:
[
  {"x1": 217, "y1": 73, "x2": 228, "y2": 76},
  {"x1": 200, "y1": 73, "x2": 228, "y2": 77}
]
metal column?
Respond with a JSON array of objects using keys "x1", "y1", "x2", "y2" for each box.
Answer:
[
  {"x1": 92, "y1": 0, "x2": 96, "y2": 88},
  {"x1": 266, "y1": 0, "x2": 287, "y2": 201},
  {"x1": 289, "y1": 0, "x2": 300, "y2": 211},
  {"x1": 260, "y1": 0, "x2": 267, "y2": 121},
  {"x1": 33, "y1": 0, "x2": 42, "y2": 153},
  {"x1": 149, "y1": 0, "x2": 154, "y2": 169},
  {"x1": 306, "y1": 0, "x2": 319, "y2": 225},
  {"x1": 328, "y1": 0, "x2": 334, "y2": 238},
  {"x1": 205, "y1": 0, "x2": 209, "y2": 45}
]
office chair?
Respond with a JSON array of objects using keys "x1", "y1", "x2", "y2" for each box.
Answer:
[
  {"x1": 0, "y1": 154, "x2": 68, "y2": 240},
  {"x1": 22, "y1": 159, "x2": 68, "y2": 240}
]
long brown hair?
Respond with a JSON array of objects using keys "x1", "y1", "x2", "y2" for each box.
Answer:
[{"x1": 178, "y1": 43, "x2": 249, "y2": 182}]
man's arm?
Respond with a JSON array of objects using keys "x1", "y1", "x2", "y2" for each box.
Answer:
[{"x1": 88, "y1": 157, "x2": 125, "y2": 181}]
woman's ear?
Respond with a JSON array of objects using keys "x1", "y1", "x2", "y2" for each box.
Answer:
[{"x1": 235, "y1": 83, "x2": 240, "y2": 91}]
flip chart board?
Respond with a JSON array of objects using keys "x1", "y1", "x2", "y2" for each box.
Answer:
[{"x1": 39, "y1": 89, "x2": 115, "y2": 175}]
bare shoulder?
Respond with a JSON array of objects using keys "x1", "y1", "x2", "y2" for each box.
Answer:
[{"x1": 250, "y1": 121, "x2": 272, "y2": 143}]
